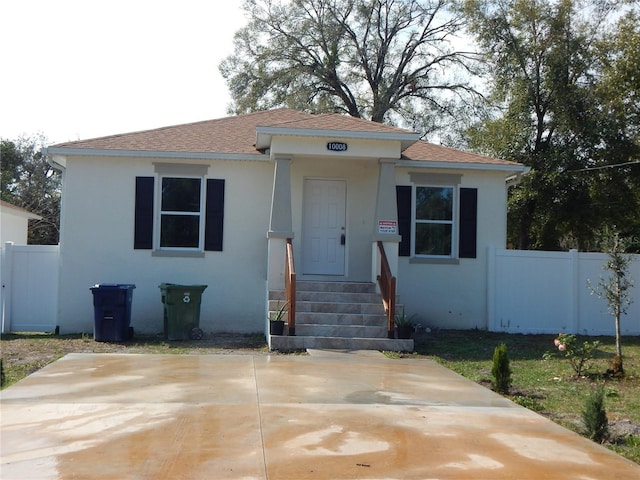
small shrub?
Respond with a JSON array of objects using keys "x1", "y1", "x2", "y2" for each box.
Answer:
[
  {"x1": 582, "y1": 386, "x2": 608, "y2": 444},
  {"x1": 552, "y1": 333, "x2": 599, "y2": 377},
  {"x1": 491, "y1": 343, "x2": 512, "y2": 394}
]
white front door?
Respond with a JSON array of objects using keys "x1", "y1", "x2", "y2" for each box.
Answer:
[{"x1": 302, "y1": 179, "x2": 346, "y2": 275}]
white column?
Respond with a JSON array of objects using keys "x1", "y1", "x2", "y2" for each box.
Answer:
[
  {"x1": 268, "y1": 156, "x2": 293, "y2": 238},
  {"x1": 372, "y1": 159, "x2": 401, "y2": 243},
  {"x1": 267, "y1": 156, "x2": 294, "y2": 290},
  {"x1": 371, "y1": 159, "x2": 401, "y2": 285}
]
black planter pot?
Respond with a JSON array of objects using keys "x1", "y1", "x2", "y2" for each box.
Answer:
[
  {"x1": 270, "y1": 320, "x2": 285, "y2": 335},
  {"x1": 396, "y1": 325, "x2": 413, "y2": 339}
]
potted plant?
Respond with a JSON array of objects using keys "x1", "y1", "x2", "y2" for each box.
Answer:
[
  {"x1": 395, "y1": 310, "x2": 415, "y2": 339},
  {"x1": 269, "y1": 301, "x2": 287, "y2": 335}
]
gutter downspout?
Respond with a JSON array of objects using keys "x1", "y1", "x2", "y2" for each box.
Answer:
[
  {"x1": 45, "y1": 153, "x2": 66, "y2": 334},
  {"x1": 505, "y1": 166, "x2": 531, "y2": 188}
]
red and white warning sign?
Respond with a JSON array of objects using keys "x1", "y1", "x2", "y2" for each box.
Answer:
[{"x1": 378, "y1": 220, "x2": 397, "y2": 234}]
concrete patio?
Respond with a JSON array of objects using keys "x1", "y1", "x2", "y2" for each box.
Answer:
[{"x1": 1, "y1": 350, "x2": 638, "y2": 479}]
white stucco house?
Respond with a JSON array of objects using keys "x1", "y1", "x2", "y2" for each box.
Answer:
[
  {"x1": 0, "y1": 200, "x2": 42, "y2": 245},
  {"x1": 46, "y1": 109, "x2": 528, "y2": 350}
]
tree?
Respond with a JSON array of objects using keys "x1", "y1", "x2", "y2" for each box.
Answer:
[
  {"x1": 589, "y1": 231, "x2": 635, "y2": 374},
  {"x1": 591, "y1": 7, "x2": 640, "y2": 247},
  {"x1": 0, "y1": 135, "x2": 61, "y2": 245},
  {"x1": 220, "y1": 0, "x2": 482, "y2": 136},
  {"x1": 462, "y1": 0, "x2": 640, "y2": 250}
]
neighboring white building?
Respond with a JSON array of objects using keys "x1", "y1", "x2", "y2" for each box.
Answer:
[
  {"x1": 47, "y1": 109, "x2": 528, "y2": 349},
  {"x1": 0, "y1": 200, "x2": 42, "y2": 245}
]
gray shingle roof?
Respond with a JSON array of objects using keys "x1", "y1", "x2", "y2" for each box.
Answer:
[{"x1": 50, "y1": 108, "x2": 520, "y2": 167}]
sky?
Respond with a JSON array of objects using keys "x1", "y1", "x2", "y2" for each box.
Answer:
[{"x1": 1, "y1": 0, "x2": 248, "y2": 144}]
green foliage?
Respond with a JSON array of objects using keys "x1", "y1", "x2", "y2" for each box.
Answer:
[
  {"x1": 1, "y1": 135, "x2": 61, "y2": 244},
  {"x1": 582, "y1": 386, "x2": 609, "y2": 444},
  {"x1": 269, "y1": 302, "x2": 288, "y2": 322},
  {"x1": 550, "y1": 333, "x2": 600, "y2": 377},
  {"x1": 394, "y1": 310, "x2": 416, "y2": 327},
  {"x1": 491, "y1": 343, "x2": 512, "y2": 394},
  {"x1": 462, "y1": 0, "x2": 640, "y2": 250},
  {"x1": 220, "y1": 0, "x2": 481, "y2": 137}
]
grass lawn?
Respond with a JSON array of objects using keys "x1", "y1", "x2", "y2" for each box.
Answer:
[
  {"x1": 1, "y1": 329, "x2": 639, "y2": 464},
  {"x1": 401, "y1": 330, "x2": 640, "y2": 464}
]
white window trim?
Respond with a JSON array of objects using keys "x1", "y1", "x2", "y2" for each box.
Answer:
[
  {"x1": 152, "y1": 163, "x2": 210, "y2": 253},
  {"x1": 411, "y1": 184, "x2": 459, "y2": 259}
]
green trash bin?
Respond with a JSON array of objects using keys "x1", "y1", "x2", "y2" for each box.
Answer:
[{"x1": 159, "y1": 283, "x2": 208, "y2": 340}]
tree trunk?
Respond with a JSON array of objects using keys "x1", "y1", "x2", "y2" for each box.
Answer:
[{"x1": 614, "y1": 305, "x2": 624, "y2": 373}]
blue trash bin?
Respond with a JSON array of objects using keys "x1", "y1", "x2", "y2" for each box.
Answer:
[{"x1": 90, "y1": 284, "x2": 136, "y2": 342}]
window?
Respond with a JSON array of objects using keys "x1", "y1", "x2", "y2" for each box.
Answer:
[
  {"x1": 397, "y1": 181, "x2": 477, "y2": 260},
  {"x1": 134, "y1": 170, "x2": 225, "y2": 254},
  {"x1": 415, "y1": 186, "x2": 454, "y2": 256},
  {"x1": 160, "y1": 177, "x2": 203, "y2": 249}
]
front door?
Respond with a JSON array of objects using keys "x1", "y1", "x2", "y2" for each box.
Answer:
[{"x1": 302, "y1": 179, "x2": 346, "y2": 275}]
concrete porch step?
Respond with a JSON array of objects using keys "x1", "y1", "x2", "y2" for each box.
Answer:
[
  {"x1": 268, "y1": 280, "x2": 413, "y2": 352},
  {"x1": 294, "y1": 323, "x2": 388, "y2": 338},
  {"x1": 295, "y1": 312, "x2": 386, "y2": 326},
  {"x1": 294, "y1": 301, "x2": 386, "y2": 315},
  {"x1": 269, "y1": 335, "x2": 413, "y2": 352},
  {"x1": 296, "y1": 281, "x2": 377, "y2": 293}
]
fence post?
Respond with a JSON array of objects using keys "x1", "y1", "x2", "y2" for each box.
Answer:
[
  {"x1": 1, "y1": 242, "x2": 14, "y2": 333},
  {"x1": 487, "y1": 245, "x2": 496, "y2": 331},
  {"x1": 569, "y1": 249, "x2": 579, "y2": 334}
]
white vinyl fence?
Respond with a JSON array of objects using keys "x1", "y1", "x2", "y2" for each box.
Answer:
[
  {"x1": 1, "y1": 241, "x2": 637, "y2": 336},
  {"x1": 1, "y1": 242, "x2": 59, "y2": 333},
  {"x1": 488, "y1": 247, "x2": 640, "y2": 336}
]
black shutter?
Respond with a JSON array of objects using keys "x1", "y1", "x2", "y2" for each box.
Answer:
[
  {"x1": 459, "y1": 188, "x2": 478, "y2": 259},
  {"x1": 205, "y1": 179, "x2": 225, "y2": 251},
  {"x1": 396, "y1": 185, "x2": 412, "y2": 257},
  {"x1": 134, "y1": 177, "x2": 154, "y2": 249}
]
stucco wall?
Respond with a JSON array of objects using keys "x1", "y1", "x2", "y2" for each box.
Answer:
[
  {"x1": 395, "y1": 169, "x2": 509, "y2": 330},
  {"x1": 57, "y1": 155, "x2": 274, "y2": 335},
  {"x1": 1, "y1": 211, "x2": 30, "y2": 244},
  {"x1": 57, "y1": 152, "x2": 512, "y2": 335},
  {"x1": 0, "y1": 214, "x2": 29, "y2": 245}
]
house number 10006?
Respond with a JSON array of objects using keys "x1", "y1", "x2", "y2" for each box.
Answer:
[{"x1": 327, "y1": 142, "x2": 348, "y2": 152}]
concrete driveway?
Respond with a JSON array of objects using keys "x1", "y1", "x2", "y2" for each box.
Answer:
[{"x1": 1, "y1": 350, "x2": 638, "y2": 479}]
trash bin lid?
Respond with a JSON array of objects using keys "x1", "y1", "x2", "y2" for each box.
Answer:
[{"x1": 91, "y1": 284, "x2": 136, "y2": 291}]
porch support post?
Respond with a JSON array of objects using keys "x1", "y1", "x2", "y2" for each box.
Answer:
[
  {"x1": 371, "y1": 159, "x2": 401, "y2": 284},
  {"x1": 267, "y1": 156, "x2": 294, "y2": 290},
  {"x1": 268, "y1": 156, "x2": 293, "y2": 238},
  {"x1": 371, "y1": 159, "x2": 401, "y2": 338},
  {"x1": 372, "y1": 159, "x2": 401, "y2": 244}
]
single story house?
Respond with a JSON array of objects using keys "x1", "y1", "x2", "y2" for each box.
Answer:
[
  {"x1": 47, "y1": 109, "x2": 528, "y2": 350},
  {"x1": 1, "y1": 200, "x2": 42, "y2": 245}
]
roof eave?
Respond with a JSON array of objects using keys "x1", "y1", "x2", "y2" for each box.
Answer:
[
  {"x1": 255, "y1": 126, "x2": 420, "y2": 150},
  {"x1": 44, "y1": 147, "x2": 269, "y2": 162},
  {"x1": 396, "y1": 159, "x2": 530, "y2": 174}
]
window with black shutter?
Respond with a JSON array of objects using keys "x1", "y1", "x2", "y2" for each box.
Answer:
[
  {"x1": 134, "y1": 175, "x2": 225, "y2": 253},
  {"x1": 396, "y1": 183, "x2": 477, "y2": 260}
]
